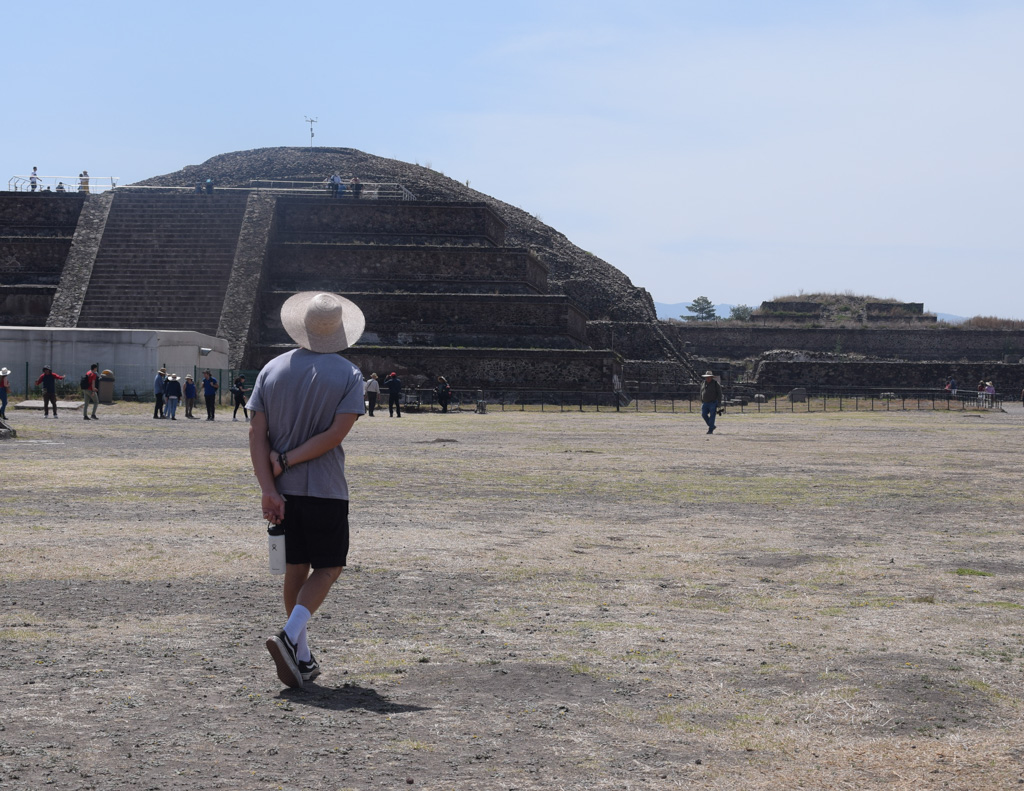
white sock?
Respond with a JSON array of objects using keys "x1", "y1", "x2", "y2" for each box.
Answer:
[
  {"x1": 296, "y1": 627, "x2": 311, "y2": 663},
  {"x1": 283, "y1": 604, "x2": 311, "y2": 644}
]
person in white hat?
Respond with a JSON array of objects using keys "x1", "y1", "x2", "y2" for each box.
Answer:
[
  {"x1": 0, "y1": 366, "x2": 11, "y2": 420},
  {"x1": 700, "y1": 371, "x2": 724, "y2": 435},
  {"x1": 247, "y1": 291, "x2": 366, "y2": 689}
]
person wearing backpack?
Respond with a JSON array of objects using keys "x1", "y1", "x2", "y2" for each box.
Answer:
[{"x1": 82, "y1": 363, "x2": 100, "y2": 420}]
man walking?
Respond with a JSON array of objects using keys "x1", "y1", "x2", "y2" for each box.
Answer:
[
  {"x1": 154, "y1": 368, "x2": 167, "y2": 418},
  {"x1": 700, "y1": 371, "x2": 724, "y2": 435},
  {"x1": 202, "y1": 369, "x2": 219, "y2": 420},
  {"x1": 82, "y1": 363, "x2": 100, "y2": 420},
  {"x1": 383, "y1": 371, "x2": 403, "y2": 418},
  {"x1": 247, "y1": 291, "x2": 366, "y2": 689},
  {"x1": 35, "y1": 366, "x2": 64, "y2": 418}
]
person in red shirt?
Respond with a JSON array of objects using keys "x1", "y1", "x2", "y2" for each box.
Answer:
[
  {"x1": 35, "y1": 366, "x2": 65, "y2": 418},
  {"x1": 82, "y1": 363, "x2": 100, "y2": 420}
]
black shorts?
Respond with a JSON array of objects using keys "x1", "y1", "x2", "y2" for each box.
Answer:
[{"x1": 279, "y1": 496, "x2": 349, "y2": 568}]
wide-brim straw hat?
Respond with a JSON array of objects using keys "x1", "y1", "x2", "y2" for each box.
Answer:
[
  {"x1": 703, "y1": 371, "x2": 715, "y2": 377},
  {"x1": 281, "y1": 292, "x2": 365, "y2": 353},
  {"x1": 168, "y1": 374, "x2": 180, "y2": 381},
  {"x1": 157, "y1": 368, "x2": 167, "y2": 374},
  {"x1": 0, "y1": 367, "x2": 10, "y2": 376}
]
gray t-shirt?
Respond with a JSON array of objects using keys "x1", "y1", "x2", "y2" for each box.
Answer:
[{"x1": 246, "y1": 348, "x2": 365, "y2": 500}]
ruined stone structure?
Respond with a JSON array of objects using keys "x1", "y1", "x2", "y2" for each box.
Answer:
[
  {"x1": 6, "y1": 147, "x2": 1017, "y2": 393},
  {"x1": 3, "y1": 189, "x2": 627, "y2": 389}
]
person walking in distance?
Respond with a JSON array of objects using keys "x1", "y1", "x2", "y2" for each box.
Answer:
[
  {"x1": 153, "y1": 368, "x2": 167, "y2": 418},
  {"x1": 363, "y1": 372, "x2": 379, "y2": 417},
  {"x1": 0, "y1": 366, "x2": 11, "y2": 421},
  {"x1": 35, "y1": 366, "x2": 65, "y2": 418},
  {"x1": 232, "y1": 374, "x2": 249, "y2": 421},
  {"x1": 202, "y1": 369, "x2": 219, "y2": 420},
  {"x1": 700, "y1": 371, "x2": 724, "y2": 435},
  {"x1": 82, "y1": 363, "x2": 100, "y2": 420},
  {"x1": 248, "y1": 291, "x2": 367, "y2": 689},
  {"x1": 29, "y1": 167, "x2": 41, "y2": 192},
  {"x1": 383, "y1": 371, "x2": 403, "y2": 417}
]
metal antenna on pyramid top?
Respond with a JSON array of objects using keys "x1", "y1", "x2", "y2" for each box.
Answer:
[{"x1": 304, "y1": 116, "x2": 318, "y2": 148}]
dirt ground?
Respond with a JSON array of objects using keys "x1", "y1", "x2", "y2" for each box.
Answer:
[{"x1": 1, "y1": 400, "x2": 1023, "y2": 790}]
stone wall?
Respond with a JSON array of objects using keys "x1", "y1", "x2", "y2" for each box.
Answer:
[
  {"x1": 218, "y1": 193, "x2": 278, "y2": 369},
  {"x1": 0, "y1": 239, "x2": 74, "y2": 284},
  {"x1": 258, "y1": 292, "x2": 588, "y2": 350},
  {"x1": 0, "y1": 192, "x2": 87, "y2": 325},
  {"x1": 0, "y1": 285, "x2": 55, "y2": 325},
  {"x1": 268, "y1": 245, "x2": 548, "y2": 294},
  {"x1": 344, "y1": 347, "x2": 621, "y2": 391},
  {"x1": 759, "y1": 301, "x2": 823, "y2": 315},
  {"x1": 753, "y1": 360, "x2": 1024, "y2": 391},
  {"x1": 275, "y1": 198, "x2": 507, "y2": 246},
  {"x1": 0, "y1": 193, "x2": 85, "y2": 235},
  {"x1": 662, "y1": 325, "x2": 1024, "y2": 362},
  {"x1": 46, "y1": 193, "x2": 115, "y2": 328},
  {"x1": 588, "y1": 321, "x2": 672, "y2": 360}
]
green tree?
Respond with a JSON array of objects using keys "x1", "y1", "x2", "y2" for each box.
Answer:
[
  {"x1": 729, "y1": 304, "x2": 753, "y2": 321},
  {"x1": 685, "y1": 296, "x2": 717, "y2": 321}
]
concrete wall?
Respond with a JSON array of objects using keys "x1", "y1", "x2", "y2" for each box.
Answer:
[{"x1": 0, "y1": 326, "x2": 228, "y2": 396}]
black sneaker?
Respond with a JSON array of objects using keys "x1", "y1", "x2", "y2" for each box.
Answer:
[
  {"x1": 91, "y1": 415, "x2": 98, "y2": 420},
  {"x1": 299, "y1": 653, "x2": 321, "y2": 683},
  {"x1": 266, "y1": 630, "x2": 303, "y2": 688}
]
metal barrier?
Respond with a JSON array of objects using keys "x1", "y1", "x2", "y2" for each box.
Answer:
[
  {"x1": 404, "y1": 387, "x2": 1006, "y2": 414},
  {"x1": 7, "y1": 175, "x2": 119, "y2": 193}
]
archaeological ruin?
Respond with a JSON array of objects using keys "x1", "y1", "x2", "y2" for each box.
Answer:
[{"x1": 3, "y1": 147, "x2": 1024, "y2": 394}]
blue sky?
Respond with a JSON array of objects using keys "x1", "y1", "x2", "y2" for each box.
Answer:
[{"x1": 4, "y1": 1, "x2": 1022, "y2": 317}]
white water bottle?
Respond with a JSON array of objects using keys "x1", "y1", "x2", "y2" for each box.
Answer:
[{"x1": 267, "y1": 524, "x2": 286, "y2": 575}]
